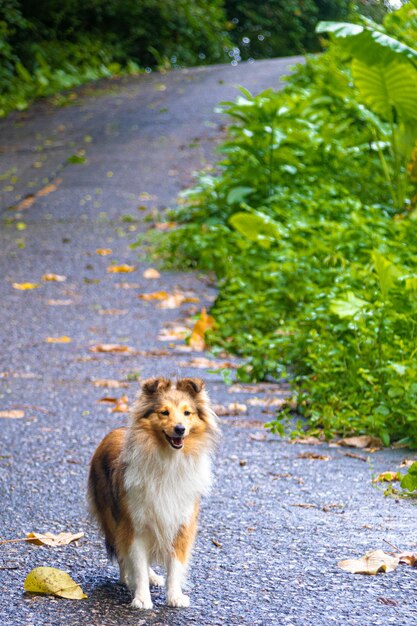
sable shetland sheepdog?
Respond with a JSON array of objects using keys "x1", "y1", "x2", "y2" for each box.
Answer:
[{"x1": 88, "y1": 377, "x2": 218, "y2": 609}]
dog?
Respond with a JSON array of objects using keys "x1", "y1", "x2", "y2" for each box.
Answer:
[{"x1": 88, "y1": 377, "x2": 218, "y2": 609}]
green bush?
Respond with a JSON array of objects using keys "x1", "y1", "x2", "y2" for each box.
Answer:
[
  {"x1": 0, "y1": 0, "x2": 231, "y2": 116},
  {"x1": 144, "y1": 4, "x2": 417, "y2": 446}
]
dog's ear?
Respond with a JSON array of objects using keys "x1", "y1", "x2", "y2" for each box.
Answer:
[
  {"x1": 176, "y1": 377, "x2": 205, "y2": 396},
  {"x1": 141, "y1": 377, "x2": 171, "y2": 395}
]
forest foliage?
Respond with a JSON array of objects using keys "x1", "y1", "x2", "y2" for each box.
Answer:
[
  {"x1": 1, "y1": 0, "x2": 378, "y2": 116},
  {"x1": 145, "y1": 1, "x2": 417, "y2": 448}
]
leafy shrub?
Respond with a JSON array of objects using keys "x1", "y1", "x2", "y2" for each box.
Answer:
[
  {"x1": 0, "y1": 0, "x2": 231, "y2": 116},
  {"x1": 144, "y1": 4, "x2": 417, "y2": 446}
]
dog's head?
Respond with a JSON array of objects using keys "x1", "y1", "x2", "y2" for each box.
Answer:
[{"x1": 131, "y1": 377, "x2": 218, "y2": 455}]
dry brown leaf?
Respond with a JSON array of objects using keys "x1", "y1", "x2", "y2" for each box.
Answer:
[
  {"x1": 213, "y1": 403, "x2": 247, "y2": 416},
  {"x1": 90, "y1": 343, "x2": 134, "y2": 354},
  {"x1": 45, "y1": 336, "x2": 71, "y2": 343},
  {"x1": 107, "y1": 264, "x2": 136, "y2": 274},
  {"x1": 14, "y1": 195, "x2": 35, "y2": 211},
  {"x1": 372, "y1": 471, "x2": 401, "y2": 483},
  {"x1": 37, "y1": 180, "x2": 62, "y2": 197},
  {"x1": 338, "y1": 550, "x2": 399, "y2": 575},
  {"x1": 297, "y1": 452, "x2": 331, "y2": 461},
  {"x1": 93, "y1": 379, "x2": 128, "y2": 389},
  {"x1": 96, "y1": 248, "x2": 112, "y2": 256},
  {"x1": 42, "y1": 273, "x2": 66, "y2": 282},
  {"x1": 26, "y1": 531, "x2": 84, "y2": 547},
  {"x1": 211, "y1": 539, "x2": 222, "y2": 548},
  {"x1": 98, "y1": 396, "x2": 118, "y2": 404},
  {"x1": 12, "y1": 282, "x2": 40, "y2": 290},
  {"x1": 189, "y1": 308, "x2": 216, "y2": 351},
  {"x1": 0, "y1": 410, "x2": 25, "y2": 419},
  {"x1": 292, "y1": 436, "x2": 323, "y2": 445},
  {"x1": 338, "y1": 435, "x2": 382, "y2": 450},
  {"x1": 143, "y1": 268, "x2": 161, "y2": 279}
]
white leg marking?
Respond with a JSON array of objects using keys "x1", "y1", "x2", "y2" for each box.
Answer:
[
  {"x1": 129, "y1": 537, "x2": 153, "y2": 609},
  {"x1": 149, "y1": 566, "x2": 165, "y2": 587},
  {"x1": 167, "y1": 557, "x2": 190, "y2": 608}
]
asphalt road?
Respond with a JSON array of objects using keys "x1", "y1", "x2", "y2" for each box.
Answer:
[{"x1": 0, "y1": 57, "x2": 416, "y2": 626}]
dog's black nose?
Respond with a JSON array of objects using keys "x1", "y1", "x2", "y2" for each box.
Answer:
[{"x1": 174, "y1": 424, "x2": 186, "y2": 436}]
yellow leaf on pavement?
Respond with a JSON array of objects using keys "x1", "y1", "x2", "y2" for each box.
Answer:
[
  {"x1": 338, "y1": 550, "x2": 399, "y2": 575},
  {"x1": 93, "y1": 379, "x2": 128, "y2": 388},
  {"x1": 45, "y1": 336, "x2": 72, "y2": 343},
  {"x1": 189, "y1": 308, "x2": 216, "y2": 351},
  {"x1": 138, "y1": 290, "x2": 169, "y2": 301},
  {"x1": 42, "y1": 273, "x2": 66, "y2": 282},
  {"x1": 96, "y1": 248, "x2": 112, "y2": 256},
  {"x1": 12, "y1": 282, "x2": 40, "y2": 290},
  {"x1": 24, "y1": 566, "x2": 87, "y2": 599},
  {"x1": 26, "y1": 531, "x2": 84, "y2": 547},
  {"x1": 107, "y1": 264, "x2": 135, "y2": 273}
]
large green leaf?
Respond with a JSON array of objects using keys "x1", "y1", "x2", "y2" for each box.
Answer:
[
  {"x1": 229, "y1": 211, "x2": 283, "y2": 248},
  {"x1": 352, "y1": 58, "x2": 417, "y2": 122},
  {"x1": 316, "y1": 21, "x2": 417, "y2": 67}
]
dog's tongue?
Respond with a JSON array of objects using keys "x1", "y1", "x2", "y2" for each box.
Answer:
[{"x1": 173, "y1": 437, "x2": 183, "y2": 446}]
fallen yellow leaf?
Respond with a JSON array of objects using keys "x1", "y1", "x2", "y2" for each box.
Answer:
[
  {"x1": 42, "y1": 273, "x2": 66, "y2": 282},
  {"x1": 138, "y1": 290, "x2": 169, "y2": 301},
  {"x1": 0, "y1": 409, "x2": 25, "y2": 419},
  {"x1": 24, "y1": 566, "x2": 87, "y2": 599},
  {"x1": 189, "y1": 308, "x2": 216, "y2": 351},
  {"x1": 26, "y1": 531, "x2": 84, "y2": 547},
  {"x1": 338, "y1": 550, "x2": 399, "y2": 575},
  {"x1": 45, "y1": 336, "x2": 72, "y2": 343},
  {"x1": 107, "y1": 264, "x2": 135, "y2": 273},
  {"x1": 143, "y1": 268, "x2": 161, "y2": 279},
  {"x1": 96, "y1": 248, "x2": 112, "y2": 256},
  {"x1": 12, "y1": 282, "x2": 40, "y2": 290}
]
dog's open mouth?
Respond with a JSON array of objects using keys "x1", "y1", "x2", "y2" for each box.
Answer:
[{"x1": 164, "y1": 433, "x2": 184, "y2": 450}]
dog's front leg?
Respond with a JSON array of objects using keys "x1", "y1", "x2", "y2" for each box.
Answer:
[
  {"x1": 166, "y1": 555, "x2": 189, "y2": 608},
  {"x1": 128, "y1": 536, "x2": 153, "y2": 609}
]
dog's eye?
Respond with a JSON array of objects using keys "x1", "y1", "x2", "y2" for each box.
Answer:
[
  {"x1": 160, "y1": 410, "x2": 169, "y2": 416},
  {"x1": 184, "y1": 410, "x2": 191, "y2": 416}
]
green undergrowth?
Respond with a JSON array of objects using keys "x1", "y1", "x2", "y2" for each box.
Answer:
[{"x1": 142, "y1": 2, "x2": 417, "y2": 448}]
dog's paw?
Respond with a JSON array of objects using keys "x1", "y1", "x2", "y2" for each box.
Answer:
[
  {"x1": 167, "y1": 593, "x2": 190, "y2": 608},
  {"x1": 131, "y1": 595, "x2": 153, "y2": 610},
  {"x1": 149, "y1": 571, "x2": 165, "y2": 587}
]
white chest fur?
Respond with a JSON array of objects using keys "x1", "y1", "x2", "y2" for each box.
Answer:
[{"x1": 123, "y1": 448, "x2": 212, "y2": 561}]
